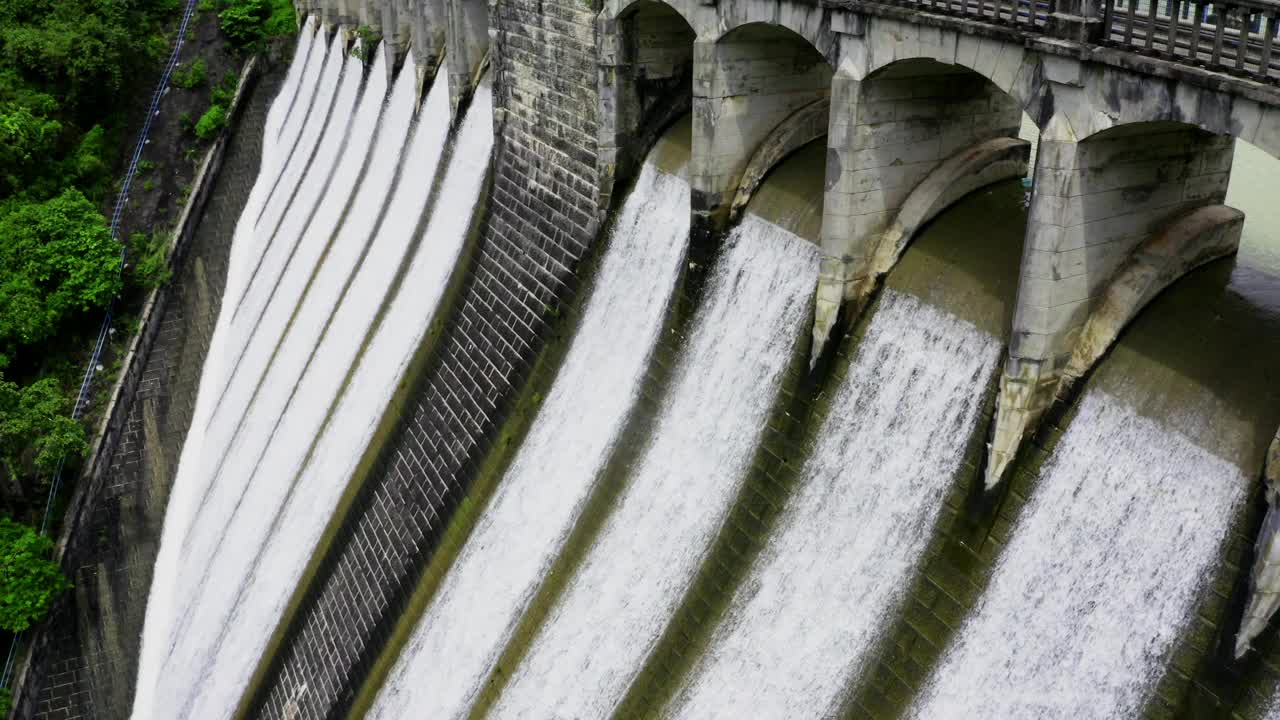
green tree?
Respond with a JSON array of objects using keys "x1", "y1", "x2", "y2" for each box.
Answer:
[
  {"x1": 0, "y1": 375, "x2": 86, "y2": 479},
  {"x1": 218, "y1": 0, "x2": 269, "y2": 45},
  {"x1": 0, "y1": 103, "x2": 62, "y2": 196},
  {"x1": 194, "y1": 103, "x2": 226, "y2": 140},
  {"x1": 0, "y1": 190, "x2": 122, "y2": 352},
  {"x1": 0, "y1": 516, "x2": 71, "y2": 632}
]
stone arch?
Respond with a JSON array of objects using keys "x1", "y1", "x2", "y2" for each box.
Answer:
[
  {"x1": 1030, "y1": 59, "x2": 1280, "y2": 166},
  {"x1": 729, "y1": 97, "x2": 829, "y2": 222},
  {"x1": 1061, "y1": 205, "x2": 1243, "y2": 393},
  {"x1": 709, "y1": 0, "x2": 837, "y2": 59},
  {"x1": 849, "y1": 15, "x2": 1048, "y2": 126},
  {"x1": 597, "y1": 0, "x2": 697, "y2": 212},
  {"x1": 600, "y1": 0, "x2": 698, "y2": 34},
  {"x1": 869, "y1": 137, "x2": 1030, "y2": 278},
  {"x1": 812, "y1": 53, "x2": 1028, "y2": 357},
  {"x1": 691, "y1": 21, "x2": 832, "y2": 232},
  {"x1": 987, "y1": 119, "x2": 1240, "y2": 488}
]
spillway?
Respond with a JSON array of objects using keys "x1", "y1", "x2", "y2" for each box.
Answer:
[
  {"x1": 367, "y1": 124, "x2": 692, "y2": 719},
  {"x1": 670, "y1": 289, "x2": 1001, "y2": 719},
  {"x1": 489, "y1": 215, "x2": 818, "y2": 718},
  {"x1": 130, "y1": 33, "x2": 492, "y2": 718},
  {"x1": 908, "y1": 395, "x2": 1245, "y2": 718}
]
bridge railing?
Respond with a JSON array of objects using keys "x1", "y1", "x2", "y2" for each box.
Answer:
[
  {"x1": 872, "y1": 0, "x2": 1052, "y2": 31},
  {"x1": 1102, "y1": 0, "x2": 1279, "y2": 83}
]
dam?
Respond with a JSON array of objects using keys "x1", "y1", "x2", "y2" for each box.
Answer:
[{"x1": 6, "y1": 0, "x2": 1280, "y2": 716}]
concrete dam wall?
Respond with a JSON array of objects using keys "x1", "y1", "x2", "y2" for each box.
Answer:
[{"x1": 13, "y1": 0, "x2": 1280, "y2": 717}]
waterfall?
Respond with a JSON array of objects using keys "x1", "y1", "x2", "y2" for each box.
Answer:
[
  {"x1": 227, "y1": 21, "x2": 328, "y2": 310},
  {"x1": 908, "y1": 390, "x2": 1245, "y2": 719},
  {"x1": 132, "y1": 44, "x2": 489, "y2": 719},
  {"x1": 669, "y1": 289, "x2": 1001, "y2": 719},
  {"x1": 490, "y1": 216, "x2": 818, "y2": 718},
  {"x1": 168, "y1": 44, "x2": 416, "y2": 640},
  {"x1": 130, "y1": 23, "x2": 328, "y2": 718},
  {"x1": 367, "y1": 151, "x2": 691, "y2": 718}
]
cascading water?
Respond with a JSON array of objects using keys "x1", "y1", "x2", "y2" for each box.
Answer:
[
  {"x1": 908, "y1": 390, "x2": 1245, "y2": 719},
  {"x1": 669, "y1": 289, "x2": 1001, "y2": 719},
  {"x1": 367, "y1": 132, "x2": 692, "y2": 719},
  {"x1": 130, "y1": 22, "x2": 328, "y2": 717},
  {"x1": 132, "y1": 42, "x2": 491, "y2": 719},
  {"x1": 489, "y1": 216, "x2": 818, "y2": 718},
  {"x1": 167, "y1": 43, "x2": 416, "y2": 644}
]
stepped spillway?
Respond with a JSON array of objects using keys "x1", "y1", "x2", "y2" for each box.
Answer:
[
  {"x1": 489, "y1": 215, "x2": 818, "y2": 718},
  {"x1": 130, "y1": 30, "x2": 492, "y2": 718},
  {"x1": 670, "y1": 289, "x2": 1001, "y2": 719},
  {"x1": 909, "y1": 390, "x2": 1245, "y2": 719},
  {"x1": 366, "y1": 124, "x2": 693, "y2": 719}
]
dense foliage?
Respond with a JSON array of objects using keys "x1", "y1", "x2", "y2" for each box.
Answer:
[
  {"x1": 0, "y1": 375, "x2": 86, "y2": 482},
  {"x1": 218, "y1": 0, "x2": 295, "y2": 48},
  {"x1": 0, "y1": 517, "x2": 71, "y2": 633},
  {"x1": 0, "y1": 191, "x2": 122, "y2": 360}
]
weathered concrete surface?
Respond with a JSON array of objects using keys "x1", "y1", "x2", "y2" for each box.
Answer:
[
  {"x1": 1238, "y1": 429, "x2": 1280, "y2": 659},
  {"x1": 444, "y1": 0, "x2": 488, "y2": 116},
  {"x1": 691, "y1": 25, "x2": 831, "y2": 231},
  {"x1": 729, "y1": 97, "x2": 830, "y2": 221},
  {"x1": 814, "y1": 59, "x2": 1024, "y2": 357},
  {"x1": 597, "y1": 0, "x2": 695, "y2": 211},
  {"x1": 1061, "y1": 204, "x2": 1244, "y2": 389},
  {"x1": 988, "y1": 125, "x2": 1238, "y2": 488}
]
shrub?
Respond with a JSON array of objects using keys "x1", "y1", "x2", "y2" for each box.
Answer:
[
  {"x1": 170, "y1": 58, "x2": 207, "y2": 89},
  {"x1": 219, "y1": 0, "x2": 270, "y2": 45},
  {"x1": 0, "y1": 517, "x2": 71, "y2": 633},
  {"x1": 127, "y1": 230, "x2": 172, "y2": 290},
  {"x1": 0, "y1": 190, "x2": 122, "y2": 353},
  {"x1": 194, "y1": 104, "x2": 226, "y2": 140},
  {"x1": 0, "y1": 376, "x2": 86, "y2": 479}
]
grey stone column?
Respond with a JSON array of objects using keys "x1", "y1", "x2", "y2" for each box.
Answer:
[{"x1": 988, "y1": 118, "x2": 1236, "y2": 487}]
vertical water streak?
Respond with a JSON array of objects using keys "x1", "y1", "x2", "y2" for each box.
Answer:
[
  {"x1": 174, "y1": 73, "x2": 487, "y2": 720},
  {"x1": 231, "y1": 31, "x2": 351, "y2": 329},
  {"x1": 909, "y1": 391, "x2": 1244, "y2": 719},
  {"x1": 129, "y1": 24, "x2": 324, "y2": 720},
  {"x1": 183, "y1": 44, "x2": 387, "y2": 539},
  {"x1": 170, "y1": 48, "x2": 415, "y2": 630},
  {"x1": 368, "y1": 161, "x2": 691, "y2": 719},
  {"x1": 265, "y1": 16, "x2": 320, "y2": 143},
  {"x1": 491, "y1": 217, "x2": 818, "y2": 718},
  {"x1": 226, "y1": 24, "x2": 329, "y2": 315},
  {"x1": 209, "y1": 44, "x2": 365, "y2": 427},
  {"x1": 670, "y1": 290, "x2": 1000, "y2": 719}
]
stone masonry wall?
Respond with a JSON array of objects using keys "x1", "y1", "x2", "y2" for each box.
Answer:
[
  {"x1": 244, "y1": 0, "x2": 606, "y2": 716},
  {"x1": 15, "y1": 70, "x2": 281, "y2": 720}
]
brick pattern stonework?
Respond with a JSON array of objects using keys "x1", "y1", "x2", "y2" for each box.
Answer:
[
  {"x1": 245, "y1": 1, "x2": 605, "y2": 716},
  {"x1": 15, "y1": 71, "x2": 281, "y2": 720}
]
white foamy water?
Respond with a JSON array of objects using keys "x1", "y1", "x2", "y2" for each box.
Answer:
[
  {"x1": 154, "y1": 53, "x2": 442, "y2": 719},
  {"x1": 226, "y1": 22, "x2": 327, "y2": 314},
  {"x1": 208, "y1": 43, "x2": 378, "y2": 429},
  {"x1": 670, "y1": 290, "x2": 1000, "y2": 719},
  {"x1": 491, "y1": 216, "x2": 818, "y2": 718},
  {"x1": 909, "y1": 390, "x2": 1245, "y2": 720},
  {"x1": 213, "y1": 33, "x2": 355, "y2": 403},
  {"x1": 368, "y1": 159, "x2": 692, "y2": 718},
  {"x1": 167, "y1": 75, "x2": 493, "y2": 719},
  {"x1": 130, "y1": 22, "x2": 325, "y2": 720},
  {"x1": 169, "y1": 47, "x2": 417, "y2": 644}
]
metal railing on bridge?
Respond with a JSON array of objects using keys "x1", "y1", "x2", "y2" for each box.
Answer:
[
  {"x1": 842, "y1": 0, "x2": 1278, "y2": 85},
  {"x1": 1103, "y1": 0, "x2": 1279, "y2": 83}
]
